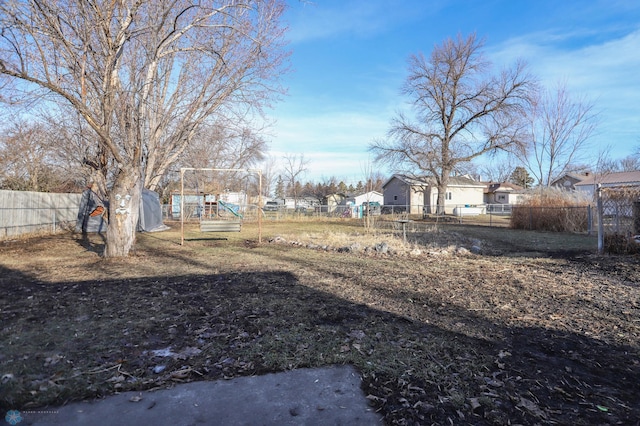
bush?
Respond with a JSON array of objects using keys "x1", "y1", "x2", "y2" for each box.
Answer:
[
  {"x1": 511, "y1": 188, "x2": 591, "y2": 233},
  {"x1": 604, "y1": 233, "x2": 640, "y2": 254}
]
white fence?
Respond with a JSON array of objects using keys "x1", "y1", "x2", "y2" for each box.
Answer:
[{"x1": 0, "y1": 190, "x2": 82, "y2": 239}]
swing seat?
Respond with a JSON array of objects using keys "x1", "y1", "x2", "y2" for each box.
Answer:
[{"x1": 200, "y1": 220, "x2": 242, "y2": 232}]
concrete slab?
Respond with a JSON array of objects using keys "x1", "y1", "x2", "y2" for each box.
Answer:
[{"x1": 15, "y1": 365, "x2": 382, "y2": 425}]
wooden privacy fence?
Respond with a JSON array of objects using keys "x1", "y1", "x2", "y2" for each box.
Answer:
[{"x1": 0, "y1": 190, "x2": 82, "y2": 239}]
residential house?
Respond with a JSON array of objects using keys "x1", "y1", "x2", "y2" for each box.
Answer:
[
  {"x1": 382, "y1": 174, "x2": 486, "y2": 215},
  {"x1": 574, "y1": 170, "x2": 640, "y2": 196},
  {"x1": 484, "y1": 182, "x2": 526, "y2": 205},
  {"x1": 551, "y1": 173, "x2": 592, "y2": 191},
  {"x1": 346, "y1": 191, "x2": 384, "y2": 206},
  {"x1": 382, "y1": 175, "x2": 428, "y2": 214},
  {"x1": 573, "y1": 171, "x2": 640, "y2": 223}
]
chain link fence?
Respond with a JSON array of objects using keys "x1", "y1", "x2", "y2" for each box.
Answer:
[
  {"x1": 161, "y1": 202, "x2": 597, "y2": 227},
  {"x1": 597, "y1": 186, "x2": 640, "y2": 254},
  {"x1": 4, "y1": 189, "x2": 639, "y2": 255}
]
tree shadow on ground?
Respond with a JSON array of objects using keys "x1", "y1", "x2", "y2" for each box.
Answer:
[
  {"x1": 76, "y1": 232, "x2": 106, "y2": 255},
  {"x1": 0, "y1": 263, "x2": 638, "y2": 425}
]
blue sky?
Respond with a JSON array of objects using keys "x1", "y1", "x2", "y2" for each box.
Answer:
[{"x1": 266, "y1": 0, "x2": 640, "y2": 184}]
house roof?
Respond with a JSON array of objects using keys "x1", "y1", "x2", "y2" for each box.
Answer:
[
  {"x1": 382, "y1": 174, "x2": 427, "y2": 188},
  {"x1": 383, "y1": 174, "x2": 485, "y2": 189},
  {"x1": 550, "y1": 172, "x2": 591, "y2": 187},
  {"x1": 574, "y1": 170, "x2": 640, "y2": 187},
  {"x1": 354, "y1": 190, "x2": 382, "y2": 198},
  {"x1": 485, "y1": 182, "x2": 525, "y2": 194},
  {"x1": 347, "y1": 191, "x2": 383, "y2": 203}
]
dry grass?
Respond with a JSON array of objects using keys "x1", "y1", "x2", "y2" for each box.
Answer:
[
  {"x1": 1, "y1": 220, "x2": 639, "y2": 425},
  {"x1": 511, "y1": 189, "x2": 591, "y2": 233}
]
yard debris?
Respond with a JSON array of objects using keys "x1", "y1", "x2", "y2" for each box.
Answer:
[
  {"x1": 517, "y1": 396, "x2": 547, "y2": 419},
  {"x1": 43, "y1": 354, "x2": 64, "y2": 367},
  {"x1": 170, "y1": 368, "x2": 192, "y2": 380},
  {"x1": 1, "y1": 373, "x2": 15, "y2": 383}
]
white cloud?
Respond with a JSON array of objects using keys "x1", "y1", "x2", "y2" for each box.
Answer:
[
  {"x1": 492, "y1": 28, "x2": 640, "y2": 156},
  {"x1": 267, "y1": 107, "x2": 394, "y2": 182},
  {"x1": 285, "y1": 0, "x2": 440, "y2": 44},
  {"x1": 286, "y1": 2, "x2": 384, "y2": 43}
]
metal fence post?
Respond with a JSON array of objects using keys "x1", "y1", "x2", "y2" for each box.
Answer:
[{"x1": 597, "y1": 184, "x2": 604, "y2": 254}]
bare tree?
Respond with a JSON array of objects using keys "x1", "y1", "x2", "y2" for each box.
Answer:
[
  {"x1": 260, "y1": 155, "x2": 279, "y2": 197},
  {"x1": 177, "y1": 116, "x2": 269, "y2": 193},
  {"x1": 370, "y1": 33, "x2": 534, "y2": 214},
  {"x1": 0, "y1": 118, "x2": 51, "y2": 191},
  {"x1": 360, "y1": 161, "x2": 380, "y2": 231},
  {"x1": 282, "y1": 153, "x2": 308, "y2": 207},
  {"x1": 475, "y1": 154, "x2": 517, "y2": 183},
  {"x1": 593, "y1": 152, "x2": 640, "y2": 174},
  {"x1": 38, "y1": 105, "x2": 114, "y2": 194},
  {"x1": 516, "y1": 82, "x2": 598, "y2": 186},
  {"x1": 0, "y1": 115, "x2": 82, "y2": 191},
  {"x1": 0, "y1": 0, "x2": 288, "y2": 256},
  {"x1": 618, "y1": 155, "x2": 640, "y2": 172}
]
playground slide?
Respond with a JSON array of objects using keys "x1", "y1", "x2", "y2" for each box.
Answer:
[{"x1": 217, "y1": 200, "x2": 243, "y2": 218}]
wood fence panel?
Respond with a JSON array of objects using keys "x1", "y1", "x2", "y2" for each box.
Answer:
[{"x1": 0, "y1": 190, "x2": 82, "y2": 239}]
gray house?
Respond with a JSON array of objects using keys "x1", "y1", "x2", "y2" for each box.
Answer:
[
  {"x1": 382, "y1": 174, "x2": 486, "y2": 214},
  {"x1": 382, "y1": 175, "x2": 427, "y2": 214},
  {"x1": 551, "y1": 173, "x2": 592, "y2": 191}
]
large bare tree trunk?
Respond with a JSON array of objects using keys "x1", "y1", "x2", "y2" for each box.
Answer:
[
  {"x1": 105, "y1": 172, "x2": 142, "y2": 257},
  {"x1": 435, "y1": 188, "x2": 446, "y2": 215}
]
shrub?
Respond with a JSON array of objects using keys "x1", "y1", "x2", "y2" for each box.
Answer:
[
  {"x1": 604, "y1": 233, "x2": 640, "y2": 254},
  {"x1": 511, "y1": 188, "x2": 591, "y2": 233}
]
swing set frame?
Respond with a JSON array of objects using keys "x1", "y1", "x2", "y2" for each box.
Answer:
[{"x1": 180, "y1": 167, "x2": 262, "y2": 245}]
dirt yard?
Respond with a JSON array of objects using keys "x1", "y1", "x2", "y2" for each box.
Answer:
[{"x1": 1, "y1": 220, "x2": 639, "y2": 425}]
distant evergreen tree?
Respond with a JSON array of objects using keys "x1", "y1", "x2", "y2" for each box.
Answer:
[
  {"x1": 509, "y1": 167, "x2": 534, "y2": 188},
  {"x1": 301, "y1": 182, "x2": 314, "y2": 197},
  {"x1": 293, "y1": 181, "x2": 303, "y2": 199},
  {"x1": 328, "y1": 181, "x2": 338, "y2": 195},
  {"x1": 356, "y1": 181, "x2": 364, "y2": 193},
  {"x1": 275, "y1": 175, "x2": 285, "y2": 198}
]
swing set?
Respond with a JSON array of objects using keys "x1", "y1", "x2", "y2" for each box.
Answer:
[{"x1": 180, "y1": 167, "x2": 262, "y2": 245}]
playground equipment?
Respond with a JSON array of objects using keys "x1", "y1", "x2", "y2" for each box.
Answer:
[{"x1": 179, "y1": 168, "x2": 262, "y2": 244}]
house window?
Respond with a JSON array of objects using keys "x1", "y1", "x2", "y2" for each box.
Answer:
[
  {"x1": 445, "y1": 192, "x2": 452, "y2": 200},
  {"x1": 498, "y1": 194, "x2": 506, "y2": 201},
  {"x1": 393, "y1": 195, "x2": 398, "y2": 201}
]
